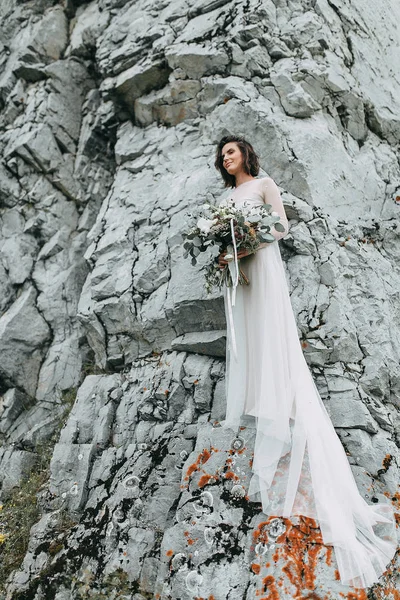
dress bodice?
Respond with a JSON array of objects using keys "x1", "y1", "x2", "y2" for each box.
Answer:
[
  {"x1": 227, "y1": 179, "x2": 265, "y2": 208},
  {"x1": 220, "y1": 178, "x2": 265, "y2": 209},
  {"x1": 219, "y1": 177, "x2": 290, "y2": 241}
]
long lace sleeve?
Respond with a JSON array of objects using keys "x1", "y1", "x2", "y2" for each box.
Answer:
[{"x1": 261, "y1": 177, "x2": 289, "y2": 243}]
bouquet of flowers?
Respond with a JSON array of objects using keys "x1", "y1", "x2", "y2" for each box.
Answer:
[{"x1": 183, "y1": 198, "x2": 286, "y2": 293}]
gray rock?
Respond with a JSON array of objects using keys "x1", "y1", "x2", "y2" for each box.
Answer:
[
  {"x1": 324, "y1": 397, "x2": 378, "y2": 434},
  {"x1": 0, "y1": 6, "x2": 67, "y2": 106},
  {"x1": 336, "y1": 428, "x2": 399, "y2": 492},
  {"x1": 176, "y1": 7, "x2": 226, "y2": 43},
  {"x1": 43, "y1": 59, "x2": 94, "y2": 145},
  {"x1": 2, "y1": 402, "x2": 63, "y2": 446},
  {"x1": 135, "y1": 80, "x2": 201, "y2": 127},
  {"x1": 0, "y1": 388, "x2": 34, "y2": 435},
  {"x1": 13, "y1": 62, "x2": 48, "y2": 83},
  {"x1": 96, "y1": 3, "x2": 173, "y2": 76},
  {"x1": 197, "y1": 76, "x2": 258, "y2": 114},
  {"x1": 0, "y1": 162, "x2": 22, "y2": 208},
  {"x1": 58, "y1": 374, "x2": 120, "y2": 445},
  {"x1": 270, "y1": 59, "x2": 322, "y2": 117},
  {"x1": 49, "y1": 442, "x2": 95, "y2": 511},
  {"x1": 1, "y1": 232, "x2": 38, "y2": 284},
  {"x1": 67, "y1": 1, "x2": 111, "y2": 58},
  {"x1": 165, "y1": 43, "x2": 229, "y2": 78},
  {"x1": 0, "y1": 0, "x2": 399, "y2": 596},
  {"x1": 0, "y1": 286, "x2": 50, "y2": 396},
  {"x1": 0, "y1": 447, "x2": 39, "y2": 499},
  {"x1": 35, "y1": 334, "x2": 84, "y2": 402},
  {"x1": 112, "y1": 59, "x2": 171, "y2": 114},
  {"x1": 114, "y1": 121, "x2": 151, "y2": 164},
  {"x1": 28, "y1": 7, "x2": 68, "y2": 62},
  {"x1": 4, "y1": 123, "x2": 63, "y2": 173},
  {"x1": 171, "y1": 330, "x2": 226, "y2": 357}
]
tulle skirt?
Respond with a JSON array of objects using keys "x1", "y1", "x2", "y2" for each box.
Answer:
[{"x1": 221, "y1": 242, "x2": 397, "y2": 589}]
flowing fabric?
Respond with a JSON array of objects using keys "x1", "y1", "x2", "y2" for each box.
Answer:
[{"x1": 220, "y1": 177, "x2": 397, "y2": 589}]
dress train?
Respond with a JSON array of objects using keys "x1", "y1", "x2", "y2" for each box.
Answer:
[{"x1": 221, "y1": 240, "x2": 397, "y2": 589}]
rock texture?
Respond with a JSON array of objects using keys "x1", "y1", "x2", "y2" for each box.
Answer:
[{"x1": 0, "y1": 0, "x2": 399, "y2": 598}]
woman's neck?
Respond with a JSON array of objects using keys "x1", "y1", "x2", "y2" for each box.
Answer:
[{"x1": 235, "y1": 173, "x2": 255, "y2": 187}]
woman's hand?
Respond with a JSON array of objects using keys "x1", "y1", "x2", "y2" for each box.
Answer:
[{"x1": 218, "y1": 248, "x2": 253, "y2": 269}]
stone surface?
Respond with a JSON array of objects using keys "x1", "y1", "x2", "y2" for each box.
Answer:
[
  {"x1": 0, "y1": 0, "x2": 399, "y2": 598},
  {"x1": 171, "y1": 330, "x2": 226, "y2": 357},
  {"x1": 0, "y1": 447, "x2": 38, "y2": 498},
  {"x1": 0, "y1": 388, "x2": 34, "y2": 435},
  {"x1": 0, "y1": 286, "x2": 51, "y2": 396},
  {"x1": 165, "y1": 43, "x2": 229, "y2": 79}
]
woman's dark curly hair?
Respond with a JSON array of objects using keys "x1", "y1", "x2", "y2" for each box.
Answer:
[{"x1": 214, "y1": 135, "x2": 260, "y2": 188}]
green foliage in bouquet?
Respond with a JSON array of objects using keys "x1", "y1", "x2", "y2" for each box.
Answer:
[{"x1": 183, "y1": 199, "x2": 286, "y2": 293}]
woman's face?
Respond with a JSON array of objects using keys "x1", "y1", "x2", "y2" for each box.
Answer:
[{"x1": 221, "y1": 142, "x2": 244, "y2": 177}]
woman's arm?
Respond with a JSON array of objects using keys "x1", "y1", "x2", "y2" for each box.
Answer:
[{"x1": 260, "y1": 177, "x2": 289, "y2": 245}]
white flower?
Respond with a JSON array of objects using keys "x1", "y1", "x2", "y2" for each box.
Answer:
[{"x1": 197, "y1": 217, "x2": 218, "y2": 234}]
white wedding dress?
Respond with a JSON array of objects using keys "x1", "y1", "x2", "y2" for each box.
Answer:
[{"x1": 219, "y1": 177, "x2": 397, "y2": 589}]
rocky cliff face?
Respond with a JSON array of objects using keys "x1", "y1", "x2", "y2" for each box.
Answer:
[{"x1": 0, "y1": 0, "x2": 399, "y2": 598}]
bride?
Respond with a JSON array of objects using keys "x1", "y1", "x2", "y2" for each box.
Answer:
[{"x1": 214, "y1": 135, "x2": 397, "y2": 589}]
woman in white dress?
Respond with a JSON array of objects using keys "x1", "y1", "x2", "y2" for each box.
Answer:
[{"x1": 214, "y1": 135, "x2": 397, "y2": 589}]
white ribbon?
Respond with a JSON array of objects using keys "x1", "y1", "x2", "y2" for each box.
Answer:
[
  {"x1": 226, "y1": 285, "x2": 238, "y2": 363},
  {"x1": 225, "y1": 218, "x2": 240, "y2": 363},
  {"x1": 230, "y1": 217, "x2": 240, "y2": 305}
]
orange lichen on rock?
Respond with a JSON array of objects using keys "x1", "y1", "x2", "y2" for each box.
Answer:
[
  {"x1": 305, "y1": 543, "x2": 321, "y2": 588},
  {"x1": 280, "y1": 517, "x2": 325, "y2": 594},
  {"x1": 297, "y1": 517, "x2": 323, "y2": 543},
  {"x1": 198, "y1": 473, "x2": 217, "y2": 487},
  {"x1": 346, "y1": 590, "x2": 367, "y2": 600},
  {"x1": 253, "y1": 520, "x2": 270, "y2": 545},
  {"x1": 385, "y1": 491, "x2": 400, "y2": 526},
  {"x1": 186, "y1": 464, "x2": 199, "y2": 479},
  {"x1": 261, "y1": 575, "x2": 280, "y2": 600},
  {"x1": 378, "y1": 588, "x2": 400, "y2": 600},
  {"x1": 184, "y1": 530, "x2": 197, "y2": 546},
  {"x1": 165, "y1": 549, "x2": 173, "y2": 556},
  {"x1": 382, "y1": 454, "x2": 393, "y2": 471},
  {"x1": 253, "y1": 517, "x2": 288, "y2": 555},
  {"x1": 224, "y1": 471, "x2": 239, "y2": 481},
  {"x1": 253, "y1": 516, "x2": 332, "y2": 599},
  {"x1": 251, "y1": 563, "x2": 261, "y2": 574},
  {"x1": 184, "y1": 448, "x2": 212, "y2": 481}
]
